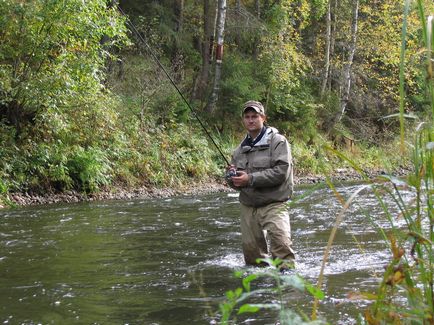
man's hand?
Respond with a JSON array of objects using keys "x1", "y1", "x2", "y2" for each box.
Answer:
[{"x1": 231, "y1": 170, "x2": 251, "y2": 188}]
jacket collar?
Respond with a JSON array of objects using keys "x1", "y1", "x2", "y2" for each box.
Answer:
[{"x1": 240, "y1": 127, "x2": 278, "y2": 152}]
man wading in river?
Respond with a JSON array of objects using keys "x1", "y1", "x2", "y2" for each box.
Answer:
[{"x1": 226, "y1": 100, "x2": 296, "y2": 272}]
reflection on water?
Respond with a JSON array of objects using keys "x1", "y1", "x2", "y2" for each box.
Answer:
[{"x1": 0, "y1": 183, "x2": 414, "y2": 324}]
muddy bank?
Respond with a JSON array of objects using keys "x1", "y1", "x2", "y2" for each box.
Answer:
[{"x1": 1, "y1": 167, "x2": 411, "y2": 208}]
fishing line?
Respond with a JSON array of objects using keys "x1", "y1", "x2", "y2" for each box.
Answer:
[{"x1": 116, "y1": 5, "x2": 231, "y2": 166}]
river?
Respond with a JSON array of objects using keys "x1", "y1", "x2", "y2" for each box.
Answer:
[{"x1": 0, "y1": 182, "x2": 413, "y2": 324}]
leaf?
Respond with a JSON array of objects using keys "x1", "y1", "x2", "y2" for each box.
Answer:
[
  {"x1": 234, "y1": 271, "x2": 243, "y2": 278},
  {"x1": 242, "y1": 274, "x2": 258, "y2": 292},
  {"x1": 380, "y1": 113, "x2": 418, "y2": 120},
  {"x1": 304, "y1": 280, "x2": 325, "y2": 300},
  {"x1": 256, "y1": 257, "x2": 275, "y2": 267},
  {"x1": 237, "y1": 304, "x2": 260, "y2": 315},
  {"x1": 407, "y1": 231, "x2": 432, "y2": 245}
]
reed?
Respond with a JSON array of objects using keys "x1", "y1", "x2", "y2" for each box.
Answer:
[
  {"x1": 361, "y1": 4, "x2": 433, "y2": 322},
  {"x1": 312, "y1": 3, "x2": 434, "y2": 323},
  {"x1": 217, "y1": 2, "x2": 433, "y2": 324}
]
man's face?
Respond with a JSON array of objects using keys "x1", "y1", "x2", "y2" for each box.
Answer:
[{"x1": 242, "y1": 111, "x2": 266, "y2": 136}]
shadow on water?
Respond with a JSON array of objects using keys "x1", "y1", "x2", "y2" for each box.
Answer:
[{"x1": 0, "y1": 183, "x2": 414, "y2": 324}]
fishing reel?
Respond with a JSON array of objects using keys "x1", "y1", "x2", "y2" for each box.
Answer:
[{"x1": 225, "y1": 168, "x2": 239, "y2": 181}]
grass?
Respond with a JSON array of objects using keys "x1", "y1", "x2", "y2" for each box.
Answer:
[{"x1": 216, "y1": 3, "x2": 433, "y2": 325}]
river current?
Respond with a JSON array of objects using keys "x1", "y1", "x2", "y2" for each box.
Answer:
[{"x1": 0, "y1": 183, "x2": 413, "y2": 324}]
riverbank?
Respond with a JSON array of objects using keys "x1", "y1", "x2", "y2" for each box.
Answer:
[{"x1": 1, "y1": 167, "x2": 410, "y2": 208}]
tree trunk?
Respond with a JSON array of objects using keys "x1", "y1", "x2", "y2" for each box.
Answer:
[
  {"x1": 172, "y1": 0, "x2": 184, "y2": 82},
  {"x1": 328, "y1": 0, "x2": 338, "y2": 91},
  {"x1": 255, "y1": 0, "x2": 260, "y2": 18},
  {"x1": 206, "y1": 0, "x2": 227, "y2": 113},
  {"x1": 253, "y1": 0, "x2": 261, "y2": 58},
  {"x1": 235, "y1": 0, "x2": 241, "y2": 46},
  {"x1": 337, "y1": 0, "x2": 359, "y2": 123},
  {"x1": 192, "y1": 0, "x2": 216, "y2": 101},
  {"x1": 320, "y1": 0, "x2": 332, "y2": 97}
]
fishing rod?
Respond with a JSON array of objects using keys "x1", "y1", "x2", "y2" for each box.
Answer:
[{"x1": 116, "y1": 5, "x2": 231, "y2": 167}]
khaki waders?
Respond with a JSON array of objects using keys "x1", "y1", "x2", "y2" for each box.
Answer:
[{"x1": 240, "y1": 201, "x2": 295, "y2": 266}]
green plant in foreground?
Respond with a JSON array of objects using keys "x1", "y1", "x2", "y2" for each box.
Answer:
[
  {"x1": 358, "y1": 5, "x2": 433, "y2": 323},
  {"x1": 314, "y1": 5, "x2": 434, "y2": 323},
  {"x1": 357, "y1": 124, "x2": 433, "y2": 324},
  {"x1": 218, "y1": 258, "x2": 327, "y2": 325}
]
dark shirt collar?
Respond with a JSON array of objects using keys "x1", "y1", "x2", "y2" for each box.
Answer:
[{"x1": 241, "y1": 126, "x2": 267, "y2": 147}]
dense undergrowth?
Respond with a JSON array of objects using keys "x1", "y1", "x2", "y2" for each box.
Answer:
[
  {"x1": 0, "y1": 0, "x2": 428, "y2": 208},
  {"x1": 0, "y1": 50, "x2": 412, "y2": 208},
  {"x1": 0, "y1": 50, "x2": 412, "y2": 206}
]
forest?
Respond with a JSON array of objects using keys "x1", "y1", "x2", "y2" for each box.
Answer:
[
  {"x1": 0, "y1": 0, "x2": 433, "y2": 199},
  {"x1": 1, "y1": 1, "x2": 434, "y2": 323}
]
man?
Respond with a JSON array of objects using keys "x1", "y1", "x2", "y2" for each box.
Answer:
[{"x1": 226, "y1": 100, "x2": 295, "y2": 271}]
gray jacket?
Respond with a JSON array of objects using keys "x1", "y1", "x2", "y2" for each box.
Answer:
[{"x1": 229, "y1": 127, "x2": 294, "y2": 207}]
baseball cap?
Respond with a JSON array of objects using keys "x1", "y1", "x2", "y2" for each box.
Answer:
[{"x1": 242, "y1": 100, "x2": 265, "y2": 116}]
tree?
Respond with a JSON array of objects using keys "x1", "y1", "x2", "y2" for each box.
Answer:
[
  {"x1": 192, "y1": 0, "x2": 216, "y2": 102},
  {"x1": 0, "y1": 0, "x2": 127, "y2": 139},
  {"x1": 320, "y1": 0, "x2": 332, "y2": 97},
  {"x1": 337, "y1": 0, "x2": 359, "y2": 123},
  {"x1": 172, "y1": 0, "x2": 185, "y2": 82},
  {"x1": 206, "y1": 0, "x2": 227, "y2": 113}
]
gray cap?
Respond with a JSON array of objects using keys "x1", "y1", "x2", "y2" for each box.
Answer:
[{"x1": 242, "y1": 100, "x2": 265, "y2": 116}]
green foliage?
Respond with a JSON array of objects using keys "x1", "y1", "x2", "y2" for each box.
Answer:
[
  {"x1": 0, "y1": 0, "x2": 130, "y2": 193},
  {"x1": 0, "y1": 0, "x2": 432, "y2": 202},
  {"x1": 0, "y1": 0, "x2": 127, "y2": 132},
  {"x1": 218, "y1": 258, "x2": 327, "y2": 325},
  {"x1": 267, "y1": 83, "x2": 319, "y2": 142},
  {"x1": 361, "y1": 4, "x2": 434, "y2": 321},
  {"x1": 219, "y1": 54, "x2": 266, "y2": 122},
  {"x1": 143, "y1": 124, "x2": 221, "y2": 186},
  {"x1": 0, "y1": 178, "x2": 13, "y2": 207},
  {"x1": 257, "y1": 2, "x2": 318, "y2": 139},
  {"x1": 292, "y1": 139, "x2": 331, "y2": 175},
  {"x1": 67, "y1": 147, "x2": 112, "y2": 193}
]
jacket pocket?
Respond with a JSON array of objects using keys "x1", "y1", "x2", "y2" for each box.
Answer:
[
  {"x1": 235, "y1": 157, "x2": 248, "y2": 170},
  {"x1": 251, "y1": 156, "x2": 271, "y2": 169}
]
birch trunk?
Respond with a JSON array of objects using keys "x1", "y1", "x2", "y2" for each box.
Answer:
[
  {"x1": 320, "y1": 0, "x2": 332, "y2": 97},
  {"x1": 328, "y1": 0, "x2": 338, "y2": 91},
  {"x1": 337, "y1": 0, "x2": 359, "y2": 123},
  {"x1": 206, "y1": 0, "x2": 227, "y2": 113}
]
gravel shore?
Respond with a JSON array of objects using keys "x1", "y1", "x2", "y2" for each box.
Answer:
[{"x1": 1, "y1": 167, "x2": 410, "y2": 208}]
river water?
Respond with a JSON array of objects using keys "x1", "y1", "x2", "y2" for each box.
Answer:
[{"x1": 0, "y1": 183, "x2": 413, "y2": 324}]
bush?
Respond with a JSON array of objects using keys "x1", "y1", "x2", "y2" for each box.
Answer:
[{"x1": 67, "y1": 147, "x2": 112, "y2": 193}]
